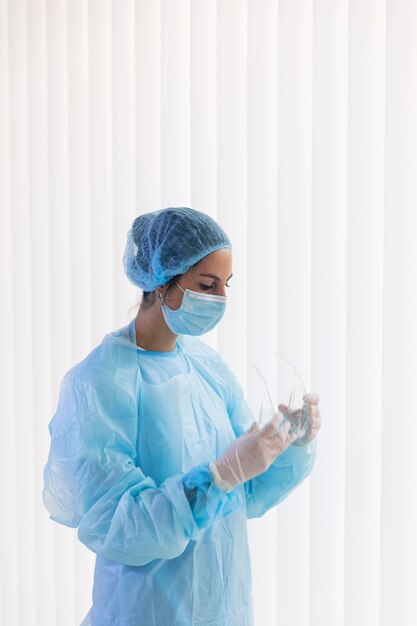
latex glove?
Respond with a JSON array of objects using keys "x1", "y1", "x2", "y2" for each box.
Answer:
[
  {"x1": 278, "y1": 393, "x2": 321, "y2": 447},
  {"x1": 209, "y1": 414, "x2": 299, "y2": 493}
]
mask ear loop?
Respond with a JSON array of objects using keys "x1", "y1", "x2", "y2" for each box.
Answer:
[
  {"x1": 157, "y1": 282, "x2": 182, "y2": 306},
  {"x1": 174, "y1": 281, "x2": 185, "y2": 294}
]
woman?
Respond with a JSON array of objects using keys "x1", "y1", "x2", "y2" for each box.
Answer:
[{"x1": 43, "y1": 207, "x2": 321, "y2": 626}]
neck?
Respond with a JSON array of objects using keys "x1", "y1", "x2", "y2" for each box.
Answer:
[{"x1": 135, "y1": 306, "x2": 178, "y2": 352}]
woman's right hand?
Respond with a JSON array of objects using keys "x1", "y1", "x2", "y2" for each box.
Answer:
[{"x1": 209, "y1": 414, "x2": 298, "y2": 493}]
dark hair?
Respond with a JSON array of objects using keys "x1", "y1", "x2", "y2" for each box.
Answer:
[
  {"x1": 140, "y1": 276, "x2": 179, "y2": 310},
  {"x1": 127, "y1": 260, "x2": 202, "y2": 317}
]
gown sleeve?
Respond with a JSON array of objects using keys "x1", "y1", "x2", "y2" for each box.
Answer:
[
  {"x1": 221, "y1": 359, "x2": 318, "y2": 519},
  {"x1": 42, "y1": 371, "x2": 242, "y2": 567}
]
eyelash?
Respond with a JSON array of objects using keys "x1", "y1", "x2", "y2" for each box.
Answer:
[{"x1": 200, "y1": 283, "x2": 231, "y2": 290}]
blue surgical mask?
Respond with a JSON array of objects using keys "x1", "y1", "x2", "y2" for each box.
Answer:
[{"x1": 161, "y1": 282, "x2": 227, "y2": 336}]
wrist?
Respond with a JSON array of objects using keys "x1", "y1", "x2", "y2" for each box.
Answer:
[{"x1": 208, "y1": 461, "x2": 235, "y2": 493}]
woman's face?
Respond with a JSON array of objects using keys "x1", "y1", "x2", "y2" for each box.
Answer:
[{"x1": 161, "y1": 248, "x2": 233, "y2": 310}]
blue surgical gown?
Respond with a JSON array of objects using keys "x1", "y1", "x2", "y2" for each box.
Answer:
[{"x1": 43, "y1": 318, "x2": 317, "y2": 626}]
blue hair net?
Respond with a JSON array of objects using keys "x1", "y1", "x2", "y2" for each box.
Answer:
[{"x1": 122, "y1": 207, "x2": 232, "y2": 291}]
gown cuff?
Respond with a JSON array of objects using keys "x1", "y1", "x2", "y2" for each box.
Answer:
[{"x1": 181, "y1": 462, "x2": 242, "y2": 529}]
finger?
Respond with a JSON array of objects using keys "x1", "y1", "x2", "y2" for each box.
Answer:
[
  {"x1": 308, "y1": 408, "x2": 318, "y2": 421},
  {"x1": 280, "y1": 430, "x2": 298, "y2": 449},
  {"x1": 261, "y1": 412, "x2": 282, "y2": 437},
  {"x1": 303, "y1": 393, "x2": 320, "y2": 405},
  {"x1": 308, "y1": 416, "x2": 322, "y2": 436},
  {"x1": 310, "y1": 409, "x2": 321, "y2": 426},
  {"x1": 311, "y1": 419, "x2": 321, "y2": 435},
  {"x1": 289, "y1": 431, "x2": 299, "y2": 444},
  {"x1": 270, "y1": 418, "x2": 291, "y2": 442},
  {"x1": 282, "y1": 405, "x2": 303, "y2": 419}
]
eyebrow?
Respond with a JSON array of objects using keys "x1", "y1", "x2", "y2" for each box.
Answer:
[{"x1": 199, "y1": 273, "x2": 233, "y2": 282}]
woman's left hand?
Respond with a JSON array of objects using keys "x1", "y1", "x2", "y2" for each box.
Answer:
[{"x1": 278, "y1": 393, "x2": 321, "y2": 446}]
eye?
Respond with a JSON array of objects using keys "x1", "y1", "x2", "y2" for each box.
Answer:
[{"x1": 199, "y1": 282, "x2": 232, "y2": 291}]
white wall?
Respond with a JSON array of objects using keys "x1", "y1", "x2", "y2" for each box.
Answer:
[{"x1": 1, "y1": 1, "x2": 416, "y2": 625}]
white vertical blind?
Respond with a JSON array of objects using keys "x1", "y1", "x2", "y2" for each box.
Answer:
[
  {"x1": 217, "y1": 0, "x2": 248, "y2": 382},
  {"x1": 311, "y1": 2, "x2": 348, "y2": 625},
  {"x1": 135, "y1": 0, "x2": 161, "y2": 212},
  {"x1": 0, "y1": 3, "x2": 18, "y2": 625},
  {"x1": 381, "y1": 3, "x2": 417, "y2": 626},
  {"x1": 112, "y1": 0, "x2": 135, "y2": 327},
  {"x1": 1, "y1": 2, "x2": 416, "y2": 625},
  {"x1": 31, "y1": 0, "x2": 54, "y2": 622},
  {"x1": 161, "y1": 0, "x2": 191, "y2": 205},
  {"x1": 345, "y1": 2, "x2": 385, "y2": 626}
]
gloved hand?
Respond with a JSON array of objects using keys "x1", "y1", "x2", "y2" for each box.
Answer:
[
  {"x1": 209, "y1": 414, "x2": 299, "y2": 493},
  {"x1": 278, "y1": 393, "x2": 321, "y2": 447}
]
